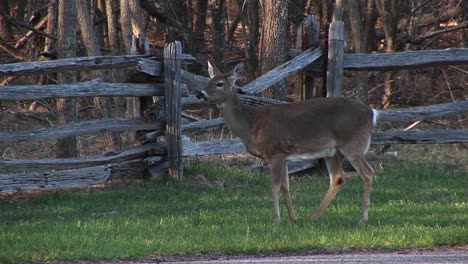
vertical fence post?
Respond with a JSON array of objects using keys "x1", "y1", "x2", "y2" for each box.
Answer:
[
  {"x1": 164, "y1": 41, "x2": 183, "y2": 179},
  {"x1": 326, "y1": 21, "x2": 344, "y2": 97},
  {"x1": 295, "y1": 15, "x2": 320, "y2": 100}
]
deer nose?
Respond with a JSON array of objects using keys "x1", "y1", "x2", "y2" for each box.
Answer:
[{"x1": 196, "y1": 91, "x2": 206, "y2": 100}]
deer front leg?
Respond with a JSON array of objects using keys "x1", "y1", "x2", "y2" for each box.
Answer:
[
  {"x1": 310, "y1": 152, "x2": 345, "y2": 220},
  {"x1": 269, "y1": 155, "x2": 293, "y2": 224}
]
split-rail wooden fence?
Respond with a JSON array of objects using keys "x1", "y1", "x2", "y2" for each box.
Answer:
[{"x1": 1, "y1": 19, "x2": 467, "y2": 192}]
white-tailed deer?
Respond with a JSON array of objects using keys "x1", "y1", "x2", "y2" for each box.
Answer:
[{"x1": 197, "y1": 62, "x2": 378, "y2": 224}]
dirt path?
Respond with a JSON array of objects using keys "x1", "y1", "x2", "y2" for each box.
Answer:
[
  {"x1": 73, "y1": 248, "x2": 468, "y2": 264},
  {"x1": 162, "y1": 251, "x2": 468, "y2": 264}
]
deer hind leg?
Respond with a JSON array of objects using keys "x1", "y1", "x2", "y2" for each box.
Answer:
[
  {"x1": 269, "y1": 155, "x2": 296, "y2": 224},
  {"x1": 346, "y1": 155, "x2": 374, "y2": 224},
  {"x1": 310, "y1": 151, "x2": 345, "y2": 220}
]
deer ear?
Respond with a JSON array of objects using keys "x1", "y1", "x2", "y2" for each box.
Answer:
[
  {"x1": 207, "y1": 61, "x2": 220, "y2": 79},
  {"x1": 230, "y1": 63, "x2": 244, "y2": 82}
]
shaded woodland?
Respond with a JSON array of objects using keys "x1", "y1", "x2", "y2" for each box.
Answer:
[{"x1": 0, "y1": 0, "x2": 467, "y2": 159}]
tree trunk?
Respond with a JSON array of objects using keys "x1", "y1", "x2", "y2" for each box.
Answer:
[
  {"x1": 345, "y1": 0, "x2": 370, "y2": 104},
  {"x1": 77, "y1": 0, "x2": 102, "y2": 58},
  {"x1": 119, "y1": 0, "x2": 133, "y2": 52},
  {"x1": 211, "y1": 0, "x2": 227, "y2": 71},
  {"x1": 0, "y1": 0, "x2": 11, "y2": 41},
  {"x1": 260, "y1": 0, "x2": 289, "y2": 100},
  {"x1": 56, "y1": 0, "x2": 77, "y2": 158},
  {"x1": 375, "y1": 0, "x2": 398, "y2": 108},
  {"x1": 106, "y1": 0, "x2": 120, "y2": 57},
  {"x1": 192, "y1": 0, "x2": 208, "y2": 61},
  {"x1": 105, "y1": 0, "x2": 125, "y2": 128},
  {"x1": 120, "y1": 0, "x2": 149, "y2": 144},
  {"x1": 33, "y1": 0, "x2": 57, "y2": 110},
  {"x1": 245, "y1": 0, "x2": 259, "y2": 80},
  {"x1": 76, "y1": 0, "x2": 122, "y2": 151}
]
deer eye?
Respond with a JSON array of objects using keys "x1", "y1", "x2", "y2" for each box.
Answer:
[{"x1": 216, "y1": 81, "x2": 224, "y2": 87}]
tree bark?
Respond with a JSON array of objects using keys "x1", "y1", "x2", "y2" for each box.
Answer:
[
  {"x1": 119, "y1": 0, "x2": 133, "y2": 52},
  {"x1": 260, "y1": 0, "x2": 289, "y2": 100},
  {"x1": 0, "y1": 0, "x2": 11, "y2": 41},
  {"x1": 120, "y1": 0, "x2": 150, "y2": 144},
  {"x1": 192, "y1": 0, "x2": 208, "y2": 61},
  {"x1": 245, "y1": 0, "x2": 259, "y2": 80},
  {"x1": 77, "y1": 0, "x2": 122, "y2": 151},
  {"x1": 56, "y1": 0, "x2": 78, "y2": 158},
  {"x1": 210, "y1": 0, "x2": 227, "y2": 71},
  {"x1": 345, "y1": 0, "x2": 370, "y2": 104},
  {"x1": 105, "y1": 0, "x2": 120, "y2": 56},
  {"x1": 375, "y1": 0, "x2": 398, "y2": 108}
]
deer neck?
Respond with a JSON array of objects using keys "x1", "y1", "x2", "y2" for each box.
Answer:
[{"x1": 218, "y1": 94, "x2": 253, "y2": 142}]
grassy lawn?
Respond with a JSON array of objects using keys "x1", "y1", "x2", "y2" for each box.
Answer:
[{"x1": 0, "y1": 160, "x2": 467, "y2": 263}]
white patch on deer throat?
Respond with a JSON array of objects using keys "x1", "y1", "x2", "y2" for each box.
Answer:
[{"x1": 287, "y1": 148, "x2": 336, "y2": 162}]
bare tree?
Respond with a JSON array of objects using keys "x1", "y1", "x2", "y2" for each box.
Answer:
[
  {"x1": 244, "y1": 0, "x2": 260, "y2": 80},
  {"x1": 56, "y1": 0, "x2": 77, "y2": 158},
  {"x1": 375, "y1": 0, "x2": 398, "y2": 108},
  {"x1": 105, "y1": 0, "x2": 120, "y2": 56},
  {"x1": 76, "y1": 0, "x2": 122, "y2": 151},
  {"x1": 210, "y1": 0, "x2": 227, "y2": 71},
  {"x1": 260, "y1": 0, "x2": 289, "y2": 100},
  {"x1": 192, "y1": 0, "x2": 208, "y2": 61},
  {"x1": 120, "y1": 0, "x2": 150, "y2": 143},
  {"x1": 345, "y1": 0, "x2": 372, "y2": 104},
  {"x1": 0, "y1": 0, "x2": 11, "y2": 41}
]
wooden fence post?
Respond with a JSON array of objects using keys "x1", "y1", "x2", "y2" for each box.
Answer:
[
  {"x1": 164, "y1": 41, "x2": 183, "y2": 179},
  {"x1": 295, "y1": 15, "x2": 320, "y2": 100},
  {"x1": 326, "y1": 21, "x2": 344, "y2": 97}
]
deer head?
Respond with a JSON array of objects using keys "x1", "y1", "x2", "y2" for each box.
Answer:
[{"x1": 196, "y1": 62, "x2": 244, "y2": 106}]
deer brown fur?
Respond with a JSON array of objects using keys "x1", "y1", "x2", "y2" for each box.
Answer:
[{"x1": 197, "y1": 62, "x2": 378, "y2": 224}]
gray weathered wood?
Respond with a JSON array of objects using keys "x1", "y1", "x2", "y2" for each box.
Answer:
[
  {"x1": 137, "y1": 56, "x2": 195, "y2": 76},
  {"x1": 372, "y1": 130, "x2": 468, "y2": 144},
  {"x1": 0, "y1": 165, "x2": 111, "y2": 192},
  {"x1": 0, "y1": 143, "x2": 165, "y2": 172},
  {"x1": 0, "y1": 79, "x2": 187, "y2": 101},
  {"x1": 183, "y1": 138, "x2": 246, "y2": 156},
  {"x1": 241, "y1": 47, "x2": 323, "y2": 94},
  {"x1": 183, "y1": 117, "x2": 224, "y2": 132},
  {"x1": 0, "y1": 118, "x2": 161, "y2": 142},
  {"x1": 296, "y1": 15, "x2": 321, "y2": 99},
  {"x1": 136, "y1": 58, "x2": 162, "y2": 76},
  {"x1": 0, "y1": 161, "x2": 149, "y2": 192},
  {"x1": 108, "y1": 160, "x2": 148, "y2": 180},
  {"x1": 344, "y1": 48, "x2": 468, "y2": 71},
  {"x1": 377, "y1": 100, "x2": 468, "y2": 122},
  {"x1": 181, "y1": 69, "x2": 212, "y2": 92},
  {"x1": 326, "y1": 21, "x2": 345, "y2": 97},
  {"x1": 164, "y1": 41, "x2": 183, "y2": 179},
  {"x1": 0, "y1": 55, "x2": 154, "y2": 77}
]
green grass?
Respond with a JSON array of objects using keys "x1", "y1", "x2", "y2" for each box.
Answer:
[{"x1": 0, "y1": 161, "x2": 467, "y2": 263}]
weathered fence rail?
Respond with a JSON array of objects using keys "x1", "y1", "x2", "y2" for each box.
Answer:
[
  {"x1": 0, "y1": 118, "x2": 162, "y2": 142},
  {"x1": 0, "y1": 79, "x2": 188, "y2": 100},
  {"x1": 0, "y1": 55, "x2": 152, "y2": 77},
  {"x1": 0, "y1": 143, "x2": 165, "y2": 172},
  {"x1": 344, "y1": 48, "x2": 468, "y2": 71}
]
